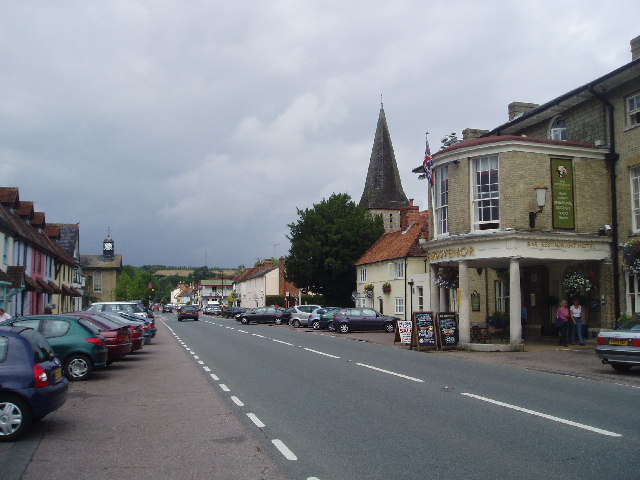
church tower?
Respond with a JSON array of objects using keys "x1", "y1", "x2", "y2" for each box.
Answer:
[{"x1": 359, "y1": 105, "x2": 409, "y2": 231}]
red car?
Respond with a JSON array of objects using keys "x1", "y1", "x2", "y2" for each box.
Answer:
[
  {"x1": 67, "y1": 313, "x2": 133, "y2": 363},
  {"x1": 70, "y1": 312, "x2": 146, "y2": 352}
]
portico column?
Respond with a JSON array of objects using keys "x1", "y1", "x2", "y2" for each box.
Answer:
[
  {"x1": 429, "y1": 264, "x2": 440, "y2": 312},
  {"x1": 458, "y1": 260, "x2": 470, "y2": 343},
  {"x1": 509, "y1": 258, "x2": 522, "y2": 344}
]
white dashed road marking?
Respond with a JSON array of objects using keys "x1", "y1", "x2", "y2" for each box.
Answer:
[
  {"x1": 356, "y1": 363, "x2": 424, "y2": 383},
  {"x1": 303, "y1": 347, "x2": 340, "y2": 359},
  {"x1": 203, "y1": 366, "x2": 211, "y2": 372},
  {"x1": 209, "y1": 373, "x2": 220, "y2": 381},
  {"x1": 461, "y1": 393, "x2": 622, "y2": 437},
  {"x1": 272, "y1": 339, "x2": 294, "y2": 346},
  {"x1": 247, "y1": 413, "x2": 265, "y2": 428},
  {"x1": 231, "y1": 396, "x2": 244, "y2": 406},
  {"x1": 272, "y1": 439, "x2": 297, "y2": 460},
  {"x1": 219, "y1": 384, "x2": 230, "y2": 392}
]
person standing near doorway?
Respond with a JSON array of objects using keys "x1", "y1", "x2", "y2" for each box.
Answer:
[
  {"x1": 570, "y1": 298, "x2": 585, "y2": 346},
  {"x1": 556, "y1": 300, "x2": 570, "y2": 347},
  {"x1": 0, "y1": 308, "x2": 10, "y2": 321}
]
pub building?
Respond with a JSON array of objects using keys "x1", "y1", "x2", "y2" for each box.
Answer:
[{"x1": 414, "y1": 136, "x2": 613, "y2": 347}]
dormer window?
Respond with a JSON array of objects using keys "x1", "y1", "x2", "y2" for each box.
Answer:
[{"x1": 549, "y1": 116, "x2": 568, "y2": 141}]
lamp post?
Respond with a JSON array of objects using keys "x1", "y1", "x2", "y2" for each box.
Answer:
[
  {"x1": 529, "y1": 184, "x2": 548, "y2": 228},
  {"x1": 408, "y1": 279, "x2": 415, "y2": 320}
]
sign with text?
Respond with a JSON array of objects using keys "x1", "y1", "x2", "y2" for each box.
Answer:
[
  {"x1": 415, "y1": 312, "x2": 437, "y2": 348},
  {"x1": 437, "y1": 313, "x2": 458, "y2": 348},
  {"x1": 551, "y1": 158, "x2": 575, "y2": 229},
  {"x1": 397, "y1": 321, "x2": 413, "y2": 345}
]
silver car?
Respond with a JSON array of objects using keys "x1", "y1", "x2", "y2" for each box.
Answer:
[
  {"x1": 596, "y1": 317, "x2": 640, "y2": 371},
  {"x1": 289, "y1": 305, "x2": 321, "y2": 328}
]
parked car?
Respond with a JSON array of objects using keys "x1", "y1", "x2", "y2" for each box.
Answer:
[
  {"x1": 65, "y1": 313, "x2": 132, "y2": 363},
  {"x1": 279, "y1": 307, "x2": 294, "y2": 325},
  {"x1": 204, "y1": 305, "x2": 222, "y2": 316},
  {"x1": 117, "y1": 311, "x2": 157, "y2": 339},
  {"x1": 162, "y1": 305, "x2": 173, "y2": 313},
  {"x1": 235, "y1": 308, "x2": 254, "y2": 322},
  {"x1": 0, "y1": 325, "x2": 69, "y2": 441},
  {"x1": 289, "y1": 305, "x2": 322, "y2": 328},
  {"x1": 315, "y1": 307, "x2": 341, "y2": 330},
  {"x1": 1, "y1": 315, "x2": 108, "y2": 381},
  {"x1": 69, "y1": 312, "x2": 143, "y2": 353},
  {"x1": 239, "y1": 307, "x2": 281, "y2": 325},
  {"x1": 332, "y1": 308, "x2": 398, "y2": 334},
  {"x1": 85, "y1": 301, "x2": 148, "y2": 320},
  {"x1": 596, "y1": 316, "x2": 640, "y2": 371},
  {"x1": 223, "y1": 307, "x2": 245, "y2": 319},
  {"x1": 178, "y1": 305, "x2": 200, "y2": 322}
]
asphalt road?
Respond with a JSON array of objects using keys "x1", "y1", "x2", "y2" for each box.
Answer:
[{"x1": 164, "y1": 313, "x2": 640, "y2": 480}]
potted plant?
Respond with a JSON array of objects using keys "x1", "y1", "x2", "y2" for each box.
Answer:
[
  {"x1": 623, "y1": 239, "x2": 640, "y2": 274},
  {"x1": 364, "y1": 284, "x2": 374, "y2": 298},
  {"x1": 382, "y1": 282, "x2": 391, "y2": 294},
  {"x1": 435, "y1": 267, "x2": 458, "y2": 289},
  {"x1": 563, "y1": 270, "x2": 592, "y2": 298}
]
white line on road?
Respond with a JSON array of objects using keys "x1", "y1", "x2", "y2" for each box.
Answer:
[
  {"x1": 272, "y1": 339, "x2": 294, "y2": 346},
  {"x1": 252, "y1": 333, "x2": 266, "y2": 338},
  {"x1": 190, "y1": 351, "x2": 196, "y2": 355},
  {"x1": 197, "y1": 360, "x2": 204, "y2": 365},
  {"x1": 231, "y1": 396, "x2": 244, "y2": 406},
  {"x1": 272, "y1": 439, "x2": 297, "y2": 461},
  {"x1": 193, "y1": 355, "x2": 200, "y2": 359},
  {"x1": 209, "y1": 373, "x2": 219, "y2": 381},
  {"x1": 203, "y1": 366, "x2": 211, "y2": 372},
  {"x1": 303, "y1": 347, "x2": 340, "y2": 359},
  {"x1": 219, "y1": 384, "x2": 230, "y2": 392},
  {"x1": 356, "y1": 363, "x2": 424, "y2": 383},
  {"x1": 460, "y1": 393, "x2": 622, "y2": 437},
  {"x1": 238, "y1": 329, "x2": 249, "y2": 333},
  {"x1": 247, "y1": 413, "x2": 265, "y2": 428}
]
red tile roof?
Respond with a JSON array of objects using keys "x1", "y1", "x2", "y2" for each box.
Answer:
[
  {"x1": 0, "y1": 187, "x2": 19, "y2": 206},
  {"x1": 16, "y1": 201, "x2": 34, "y2": 218},
  {"x1": 356, "y1": 223, "x2": 426, "y2": 265}
]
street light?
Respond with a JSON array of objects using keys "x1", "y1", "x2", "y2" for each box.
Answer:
[
  {"x1": 408, "y1": 279, "x2": 415, "y2": 320},
  {"x1": 529, "y1": 184, "x2": 548, "y2": 228}
]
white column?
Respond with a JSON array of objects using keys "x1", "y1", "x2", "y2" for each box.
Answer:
[
  {"x1": 458, "y1": 260, "x2": 470, "y2": 343},
  {"x1": 509, "y1": 258, "x2": 522, "y2": 344},
  {"x1": 429, "y1": 264, "x2": 440, "y2": 313}
]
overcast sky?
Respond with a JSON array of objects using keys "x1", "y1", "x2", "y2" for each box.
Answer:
[{"x1": 1, "y1": 1, "x2": 637, "y2": 267}]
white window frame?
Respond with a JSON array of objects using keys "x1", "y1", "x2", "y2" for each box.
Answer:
[
  {"x1": 434, "y1": 166, "x2": 449, "y2": 235},
  {"x1": 394, "y1": 262, "x2": 405, "y2": 280},
  {"x1": 495, "y1": 280, "x2": 510, "y2": 312},
  {"x1": 359, "y1": 267, "x2": 367, "y2": 283},
  {"x1": 549, "y1": 116, "x2": 568, "y2": 141},
  {"x1": 394, "y1": 297, "x2": 404, "y2": 315},
  {"x1": 417, "y1": 286, "x2": 424, "y2": 311},
  {"x1": 631, "y1": 167, "x2": 640, "y2": 232},
  {"x1": 472, "y1": 155, "x2": 500, "y2": 231},
  {"x1": 93, "y1": 272, "x2": 103, "y2": 293},
  {"x1": 626, "y1": 92, "x2": 640, "y2": 128}
]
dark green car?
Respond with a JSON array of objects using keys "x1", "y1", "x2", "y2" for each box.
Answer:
[{"x1": 1, "y1": 315, "x2": 108, "y2": 381}]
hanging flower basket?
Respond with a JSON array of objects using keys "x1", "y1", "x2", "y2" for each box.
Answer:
[
  {"x1": 563, "y1": 271, "x2": 592, "y2": 298},
  {"x1": 364, "y1": 284, "x2": 374, "y2": 298},
  {"x1": 494, "y1": 268, "x2": 508, "y2": 281},
  {"x1": 382, "y1": 282, "x2": 391, "y2": 294},
  {"x1": 623, "y1": 239, "x2": 640, "y2": 274},
  {"x1": 435, "y1": 267, "x2": 458, "y2": 289}
]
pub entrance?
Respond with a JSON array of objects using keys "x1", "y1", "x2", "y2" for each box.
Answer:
[{"x1": 520, "y1": 265, "x2": 550, "y2": 337}]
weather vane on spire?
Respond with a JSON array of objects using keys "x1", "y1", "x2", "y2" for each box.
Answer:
[{"x1": 380, "y1": 93, "x2": 384, "y2": 109}]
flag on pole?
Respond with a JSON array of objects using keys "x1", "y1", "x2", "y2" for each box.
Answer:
[{"x1": 423, "y1": 133, "x2": 433, "y2": 185}]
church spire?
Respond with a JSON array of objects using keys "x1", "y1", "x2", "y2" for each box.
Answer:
[{"x1": 359, "y1": 105, "x2": 409, "y2": 211}]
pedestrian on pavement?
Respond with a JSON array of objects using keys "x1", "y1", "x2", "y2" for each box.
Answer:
[
  {"x1": 521, "y1": 303, "x2": 528, "y2": 340},
  {"x1": 44, "y1": 304, "x2": 53, "y2": 314},
  {"x1": 570, "y1": 298, "x2": 585, "y2": 346},
  {"x1": 0, "y1": 308, "x2": 10, "y2": 321},
  {"x1": 555, "y1": 300, "x2": 570, "y2": 347}
]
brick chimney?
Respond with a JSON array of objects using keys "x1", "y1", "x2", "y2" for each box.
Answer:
[
  {"x1": 400, "y1": 199, "x2": 429, "y2": 231},
  {"x1": 632, "y1": 35, "x2": 640, "y2": 61},
  {"x1": 462, "y1": 128, "x2": 489, "y2": 141},
  {"x1": 508, "y1": 102, "x2": 539, "y2": 121}
]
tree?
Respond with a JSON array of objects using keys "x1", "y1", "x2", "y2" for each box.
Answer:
[{"x1": 285, "y1": 193, "x2": 384, "y2": 305}]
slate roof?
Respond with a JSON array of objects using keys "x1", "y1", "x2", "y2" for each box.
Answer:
[
  {"x1": 46, "y1": 224, "x2": 80, "y2": 259},
  {"x1": 359, "y1": 107, "x2": 409, "y2": 211},
  {"x1": 6, "y1": 266, "x2": 25, "y2": 289},
  {"x1": 355, "y1": 222, "x2": 426, "y2": 266},
  {"x1": 80, "y1": 254, "x2": 123, "y2": 269}
]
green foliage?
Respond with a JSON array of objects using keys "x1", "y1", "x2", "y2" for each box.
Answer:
[
  {"x1": 285, "y1": 193, "x2": 384, "y2": 305},
  {"x1": 115, "y1": 266, "x2": 159, "y2": 306},
  {"x1": 265, "y1": 295, "x2": 326, "y2": 307}
]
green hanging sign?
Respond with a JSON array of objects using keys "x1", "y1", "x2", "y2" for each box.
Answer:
[{"x1": 551, "y1": 158, "x2": 575, "y2": 229}]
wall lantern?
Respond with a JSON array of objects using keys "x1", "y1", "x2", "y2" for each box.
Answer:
[{"x1": 529, "y1": 184, "x2": 548, "y2": 228}]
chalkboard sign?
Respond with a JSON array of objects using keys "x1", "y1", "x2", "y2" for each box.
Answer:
[
  {"x1": 438, "y1": 313, "x2": 458, "y2": 348},
  {"x1": 415, "y1": 312, "x2": 437, "y2": 349}
]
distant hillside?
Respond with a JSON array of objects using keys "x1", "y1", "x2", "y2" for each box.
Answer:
[{"x1": 154, "y1": 269, "x2": 194, "y2": 277}]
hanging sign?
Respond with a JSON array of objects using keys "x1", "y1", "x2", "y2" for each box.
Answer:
[
  {"x1": 437, "y1": 312, "x2": 458, "y2": 348},
  {"x1": 415, "y1": 312, "x2": 437, "y2": 348},
  {"x1": 397, "y1": 320, "x2": 413, "y2": 345},
  {"x1": 551, "y1": 158, "x2": 575, "y2": 229}
]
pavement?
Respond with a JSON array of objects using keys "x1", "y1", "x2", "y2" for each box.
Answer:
[{"x1": 3, "y1": 319, "x2": 639, "y2": 480}]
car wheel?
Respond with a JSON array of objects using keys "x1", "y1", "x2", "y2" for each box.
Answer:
[
  {"x1": 64, "y1": 354, "x2": 93, "y2": 381},
  {"x1": 0, "y1": 395, "x2": 32, "y2": 442},
  {"x1": 384, "y1": 322, "x2": 395, "y2": 333},
  {"x1": 328, "y1": 322, "x2": 335, "y2": 332},
  {"x1": 195, "y1": 317, "x2": 199, "y2": 321},
  {"x1": 312, "y1": 320, "x2": 320, "y2": 330},
  {"x1": 611, "y1": 362, "x2": 632, "y2": 372},
  {"x1": 275, "y1": 318, "x2": 282, "y2": 325},
  {"x1": 292, "y1": 319, "x2": 301, "y2": 328},
  {"x1": 178, "y1": 318, "x2": 182, "y2": 322},
  {"x1": 241, "y1": 317, "x2": 248, "y2": 325},
  {"x1": 338, "y1": 323, "x2": 350, "y2": 334}
]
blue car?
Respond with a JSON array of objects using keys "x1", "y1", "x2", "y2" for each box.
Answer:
[{"x1": 0, "y1": 325, "x2": 69, "y2": 441}]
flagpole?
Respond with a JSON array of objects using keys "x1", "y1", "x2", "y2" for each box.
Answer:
[{"x1": 424, "y1": 132, "x2": 437, "y2": 239}]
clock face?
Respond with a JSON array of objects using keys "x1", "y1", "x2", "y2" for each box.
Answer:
[{"x1": 104, "y1": 242, "x2": 114, "y2": 251}]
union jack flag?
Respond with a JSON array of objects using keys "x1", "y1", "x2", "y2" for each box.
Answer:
[{"x1": 423, "y1": 135, "x2": 433, "y2": 185}]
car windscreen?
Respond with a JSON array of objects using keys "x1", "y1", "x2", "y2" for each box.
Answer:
[{"x1": 19, "y1": 328, "x2": 55, "y2": 363}]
